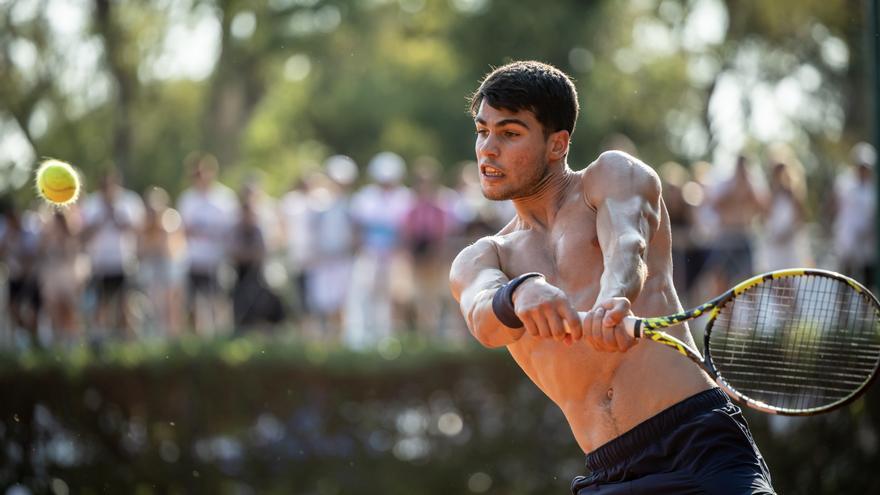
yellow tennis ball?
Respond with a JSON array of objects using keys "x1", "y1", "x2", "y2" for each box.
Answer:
[{"x1": 35, "y1": 159, "x2": 81, "y2": 206}]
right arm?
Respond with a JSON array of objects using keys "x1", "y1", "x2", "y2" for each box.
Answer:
[
  {"x1": 449, "y1": 238, "x2": 523, "y2": 348},
  {"x1": 449, "y1": 237, "x2": 582, "y2": 348}
]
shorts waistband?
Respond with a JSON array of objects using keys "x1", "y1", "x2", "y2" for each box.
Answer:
[{"x1": 585, "y1": 388, "x2": 729, "y2": 472}]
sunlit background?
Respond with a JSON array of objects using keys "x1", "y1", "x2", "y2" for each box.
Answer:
[{"x1": 1, "y1": 0, "x2": 879, "y2": 494}]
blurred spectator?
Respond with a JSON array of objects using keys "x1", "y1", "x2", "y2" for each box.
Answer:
[
  {"x1": 304, "y1": 156, "x2": 358, "y2": 342},
  {"x1": 681, "y1": 160, "x2": 716, "y2": 298},
  {"x1": 760, "y1": 148, "x2": 812, "y2": 271},
  {"x1": 230, "y1": 185, "x2": 285, "y2": 331},
  {"x1": 832, "y1": 142, "x2": 877, "y2": 288},
  {"x1": 242, "y1": 172, "x2": 286, "y2": 254},
  {"x1": 279, "y1": 176, "x2": 315, "y2": 319},
  {"x1": 241, "y1": 174, "x2": 288, "y2": 307},
  {"x1": 177, "y1": 153, "x2": 238, "y2": 336},
  {"x1": 344, "y1": 151, "x2": 413, "y2": 349},
  {"x1": 138, "y1": 186, "x2": 186, "y2": 338},
  {"x1": 39, "y1": 208, "x2": 84, "y2": 345},
  {"x1": 0, "y1": 199, "x2": 41, "y2": 345},
  {"x1": 700, "y1": 154, "x2": 766, "y2": 292},
  {"x1": 658, "y1": 161, "x2": 696, "y2": 295},
  {"x1": 81, "y1": 169, "x2": 145, "y2": 339},
  {"x1": 402, "y1": 158, "x2": 457, "y2": 338}
]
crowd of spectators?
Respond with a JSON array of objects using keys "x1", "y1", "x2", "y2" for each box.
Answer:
[
  {"x1": 661, "y1": 142, "x2": 877, "y2": 309},
  {"x1": 0, "y1": 151, "x2": 512, "y2": 349},
  {"x1": 0, "y1": 142, "x2": 875, "y2": 349}
]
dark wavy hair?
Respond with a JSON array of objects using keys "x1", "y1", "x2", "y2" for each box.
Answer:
[{"x1": 469, "y1": 61, "x2": 579, "y2": 137}]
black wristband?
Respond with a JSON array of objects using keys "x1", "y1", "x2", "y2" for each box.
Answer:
[{"x1": 492, "y1": 272, "x2": 544, "y2": 329}]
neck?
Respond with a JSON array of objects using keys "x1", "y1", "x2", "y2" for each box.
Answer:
[{"x1": 512, "y1": 162, "x2": 577, "y2": 230}]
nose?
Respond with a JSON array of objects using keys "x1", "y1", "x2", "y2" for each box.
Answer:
[{"x1": 477, "y1": 133, "x2": 499, "y2": 159}]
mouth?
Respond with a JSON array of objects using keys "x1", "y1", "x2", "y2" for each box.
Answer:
[{"x1": 480, "y1": 163, "x2": 505, "y2": 178}]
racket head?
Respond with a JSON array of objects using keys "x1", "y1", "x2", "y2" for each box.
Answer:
[{"x1": 704, "y1": 269, "x2": 880, "y2": 415}]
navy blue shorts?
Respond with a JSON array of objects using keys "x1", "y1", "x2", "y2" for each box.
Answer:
[{"x1": 571, "y1": 388, "x2": 775, "y2": 494}]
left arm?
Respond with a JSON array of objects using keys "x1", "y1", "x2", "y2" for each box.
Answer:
[{"x1": 582, "y1": 151, "x2": 662, "y2": 351}]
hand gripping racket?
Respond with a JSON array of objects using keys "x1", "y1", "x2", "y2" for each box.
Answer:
[{"x1": 622, "y1": 269, "x2": 880, "y2": 415}]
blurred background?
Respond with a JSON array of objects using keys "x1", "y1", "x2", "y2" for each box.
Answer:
[{"x1": 1, "y1": 0, "x2": 879, "y2": 493}]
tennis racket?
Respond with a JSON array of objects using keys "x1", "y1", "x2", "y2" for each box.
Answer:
[{"x1": 621, "y1": 268, "x2": 880, "y2": 416}]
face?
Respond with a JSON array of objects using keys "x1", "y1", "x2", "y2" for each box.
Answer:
[
  {"x1": 194, "y1": 168, "x2": 213, "y2": 189},
  {"x1": 474, "y1": 101, "x2": 556, "y2": 200},
  {"x1": 100, "y1": 174, "x2": 120, "y2": 200}
]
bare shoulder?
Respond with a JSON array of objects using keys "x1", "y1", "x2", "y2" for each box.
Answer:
[
  {"x1": 582, "y1": 150, "x2": 661, "y2": 207},
  {"x1": 449, "y1": 236, "x2": 502, "y2": 299},
  {"x1": 451, "y1": 236, "x2": 499, "y2": 270}
]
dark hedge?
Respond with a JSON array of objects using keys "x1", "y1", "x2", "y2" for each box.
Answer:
[{"x1": 1, "y1": 336, "x2": 878, "y2": 494}]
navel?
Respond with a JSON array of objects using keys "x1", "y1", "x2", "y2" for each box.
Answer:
[{"x1": 600, "y1": 387, "x2": 620, "y2": 436}]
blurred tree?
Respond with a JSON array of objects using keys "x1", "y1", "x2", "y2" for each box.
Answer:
[
  {"x1": 93, "y1": 0, "x2": 137, "y2": 177},
  {"x1": 0, "y1": 0, "x2": 872, "y2": 202}
]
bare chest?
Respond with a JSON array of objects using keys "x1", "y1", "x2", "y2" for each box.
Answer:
[{"x1": 497, "y1": 207, "x2": 604, "y2": 310}]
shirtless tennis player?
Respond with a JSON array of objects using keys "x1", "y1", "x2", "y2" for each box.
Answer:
[{"x1": 449, "y1": 61, "x2": 775, "y2": 494}]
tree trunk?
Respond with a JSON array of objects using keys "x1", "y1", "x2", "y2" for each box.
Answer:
[{"x1": 94, "y1": 0, "x2": 135, "y2": 178}]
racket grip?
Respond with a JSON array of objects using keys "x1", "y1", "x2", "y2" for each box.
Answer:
[
  {"x1": 624, "y1": 316, "x2": 641, "y2": 338},
  {"x1": 571, "y1": 313, "x2": 642, "y2": 338}
]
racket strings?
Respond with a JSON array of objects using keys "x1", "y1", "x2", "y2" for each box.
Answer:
[{"x1": 708, "y1": 274, "x2": 880, "y2": 413}]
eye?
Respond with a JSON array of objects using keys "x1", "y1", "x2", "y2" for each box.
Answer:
[
  {"x1": 475, "y1": 128, "x2": 489, "y2": 137},
  {"x1": 504, "y1": 130, "x2": 519, "y2": 138}
]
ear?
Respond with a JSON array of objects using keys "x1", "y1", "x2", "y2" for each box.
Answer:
[{"x1": 547, "y1": 130, "x2": 571, "y2": 161}]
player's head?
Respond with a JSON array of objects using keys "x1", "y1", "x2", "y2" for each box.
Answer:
[
  {"x1": 470, "y1": 61, "x2": 579, "y2": 138},
  {"x1": 469, "y1": 61, "x2": 579, "y2": 200}
]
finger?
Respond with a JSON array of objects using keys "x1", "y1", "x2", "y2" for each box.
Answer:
[
  {"x1": 531, "y1": 312, "x2": 553, "y2": 339},
  {"x1": 602, "y1": 299, "x2": 628, "y2": 327},
  {"x1": 614, "y1": 324, "x2": 637, "y2": 351},
  {"x1": 601, "y1": 297, "x2": 628, "y2": 310},
  {"x1": 602, "y1": 311, "x2": 620, "y2": 328},
  {"x1": 590, "y1": 308, "x2": 610, "y2": 351},
  {"x1": 546, "y1": 311, "x2": 567, "y2": 342},
  {"x1": 601, "y1": 318, "x2": 620, "y2": 351},
  {"x1": 521, "y1": 316, "x2": 540, "y2": 337},
  {"x1": 602, "y1": 316, "x2": 630, "y2": 352},
  {"x1": 600, "y1": 298, "x2": 620, "y2": 310},
  {"x1": 560, "y1": 306, "x2": 583, "y2": 341}
]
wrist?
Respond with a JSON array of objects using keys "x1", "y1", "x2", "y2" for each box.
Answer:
[
  {"x1": 492, "y1": 272, "x2": 544, "y2": 329},
  {"x1": 510, "y1": 275, "x2": 544, "y2": 305}
]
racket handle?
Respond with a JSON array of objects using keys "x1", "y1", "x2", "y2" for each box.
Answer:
[
  {"x1": 624, "y1": 316, "x2": 641, "y2": 339},
  {"x1": 572, "y1": 313, "x2": 642, "y2": 338}
]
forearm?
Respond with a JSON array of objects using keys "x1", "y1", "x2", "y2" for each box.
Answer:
[
  {"x1": 588, "y1": 156, "x2": 659, "y2": 306},
  {"x1": 463, "y1": 286, "x2": 525, "y2": 348},
  {"x1": 596, "y1": 234, "x2": 647, "y2": 303},
  {"x1": 451, "y1": 239, "x2": 520, "y2": 348}
]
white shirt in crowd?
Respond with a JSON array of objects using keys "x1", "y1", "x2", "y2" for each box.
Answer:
[
  {"x1": 177, "y1": 183, "x2": 239, "y2": 273},
  {"x1": 350, "y1": 184, "x2": 413, "y2": 256},
  {"x1": 81, "y1": 190, "x2": 145, "y2": 276},
  {"x1": 279, "y1": 188, "x2": 314, "y2": 271},
  {"x1": 833, "y1": 170, "x2": 876, "y2": 266}
]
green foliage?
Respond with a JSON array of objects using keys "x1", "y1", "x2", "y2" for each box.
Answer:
[{"x1": 1, "y1": 0, "x2": 871, "y2": 201}]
